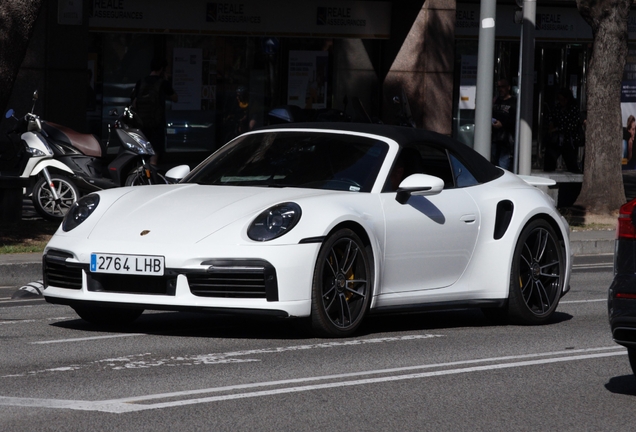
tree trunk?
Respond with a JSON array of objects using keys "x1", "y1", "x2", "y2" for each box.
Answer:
[
  {"x1": 575, "y1": 0, "x2": 632, "y2": 218},
  {"x1": 0, "y1": 0, "x2": 43, "y2": 114}
]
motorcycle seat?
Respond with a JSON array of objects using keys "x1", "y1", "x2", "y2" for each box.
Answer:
[{"x1": 45, "y1": 122, "x2": 103, "y2": 158}]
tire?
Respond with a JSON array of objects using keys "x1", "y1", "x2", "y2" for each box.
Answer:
[
  {"x1": 507, "y1": 219, "x2": 565, "y2": 324},
  {"x1": 125, "y1": 167, "x2": 168, "y2": 186},
  {"x1": 311, "y1": 228, "x2": 372, "y2": 337},
  {"x1": 32, "y1": 174, "x2": 79, "y2": 221},
  {"x1": 628, "y1": 347, "x2": 636, "y2": 377},
  {"x1": 72, "y1": 305, "x2": 144, "y2": 326}
]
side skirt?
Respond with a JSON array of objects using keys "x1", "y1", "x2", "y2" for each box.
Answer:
[{"x1": 370, "y1": 299, "x2": 507, "y2": 315}]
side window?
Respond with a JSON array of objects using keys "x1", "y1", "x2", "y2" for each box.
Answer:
[
  {"x1": 417, "y1": 144, "x2": 454, "y2": 188},
  {"x1": 385, "y1": 143, "x2": 454, "y2": 191},
  {"x1": 449, "y1": 154, "x2": 479, "y2": 188}
]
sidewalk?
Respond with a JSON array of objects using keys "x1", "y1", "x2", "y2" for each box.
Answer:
[{"x1": 0, "y1": 228, "x2": 616, "y2": 290}]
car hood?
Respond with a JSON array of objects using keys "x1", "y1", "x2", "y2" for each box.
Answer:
[{"x1": 87, "y1": 184, "x2": 332, "y2": 244}]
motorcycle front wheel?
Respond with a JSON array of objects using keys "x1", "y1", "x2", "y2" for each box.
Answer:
[
  {"x1": 125, "y1": 167, "x2": 167, "y2": 186},
  {"x1": 32, "y1": 174, "x2": 79, "y2": 221}
]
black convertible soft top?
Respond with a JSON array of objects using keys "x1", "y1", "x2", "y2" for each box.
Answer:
[{"x1": 258, "y1": 122, "x2": 504, "y2": 184}]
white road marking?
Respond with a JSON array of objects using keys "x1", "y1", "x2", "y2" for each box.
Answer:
[
  {"x1": 0, "y1": 346, "x2": 625, "y2": 413},
  {"x1": 8, "y1": 335, "x2": 443, "y2": 377},
  {"x1": 560, "y1": 299, "x2": 606, "y2": 304},
  {"x1": 30, "y1": 333, "x2": 146, "y2": 345},
  {"x1": 0, "y1": 298, "x2": 43, "y2": 304},
  {"x1": 573, "y1": 263, "x2": 613, "y2": 269},
  {"x1": 0, "y1": 320, "x2": 37, "y2": 325}
]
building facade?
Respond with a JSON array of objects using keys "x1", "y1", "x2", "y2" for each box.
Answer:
[{"x1": 7, "y1": 0, "x2": 628, "y2": 168}]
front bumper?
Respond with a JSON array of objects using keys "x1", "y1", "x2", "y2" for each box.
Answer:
[{"x1": 42, "y1": 239, "x2": 320, "y2": 318}]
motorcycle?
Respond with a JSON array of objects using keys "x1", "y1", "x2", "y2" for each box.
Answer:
[
  {"x1": 4, "y1": 93, "x2": 79, "y2": 221},
  {"x1": 42, "y1": 105, "x2": 164, "y2": 192},
  {"x1": 5, "y1": 91, "x2": 164, "y2": 221}
]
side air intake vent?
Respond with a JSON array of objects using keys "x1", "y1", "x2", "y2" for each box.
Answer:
[{"x1": 494, "y1": 200, "x2": 514, "y2": 240}]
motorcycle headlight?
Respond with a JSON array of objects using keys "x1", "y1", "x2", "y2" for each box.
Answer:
[
  {"x1": 119, "y1": 130, "x2": 155, "y2": 155},
  {"x1": 247, "y1": 202, "x2": 301, "y2": 241},
  {"x1": 62, "y1": 194, "x2": 100, "y2": 232},
  {"x1": 26, "y1": 147, "x2": 46, "y2": 157}
]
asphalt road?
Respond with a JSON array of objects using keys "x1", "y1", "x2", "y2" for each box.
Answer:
[{"x1": 0, "y1": 254, "x2": 632, "y2": 431}]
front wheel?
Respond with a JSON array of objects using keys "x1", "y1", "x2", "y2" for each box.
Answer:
[
  {"x1": 72, "y1": 305, "x2": 144, "y2": 326},
  {"x1": 125, "y1": 167, "x2": 167, "y2": 186},
  {"x1": 311, "y1": 229, "x2": 372, "y2": 337},
  {"x1": 32, "y1": 174, "x2": 79, "y2": 221},
  {"x1": 507, "y1": 219, "x2": 565, "y2": 324}
]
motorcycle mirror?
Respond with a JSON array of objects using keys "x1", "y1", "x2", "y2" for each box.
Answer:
[
  {"x1": 5, "y1": 109, "x2": 14, "y2": 119},
  {"x1": 30, "y1": 90, "x2": 39, "y2": 113},
  {"x1": 109, "y1": 108, "x2": 119, "y2": 116}
]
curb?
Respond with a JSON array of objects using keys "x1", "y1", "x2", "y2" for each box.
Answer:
[
  {"x1": 569, "y1": 230, "x2": 615, "y2": 256},
  {"x1": 0, "y1": 253, "x2": 42, "y2": 288}
]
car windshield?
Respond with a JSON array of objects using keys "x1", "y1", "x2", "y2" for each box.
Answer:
[{"x1": 183, "y1": 131, "x2": 389, "y2": 192}]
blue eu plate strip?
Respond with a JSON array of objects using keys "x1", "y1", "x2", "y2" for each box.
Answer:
[{"x1": 90, "y1": 254, "x2": 96, "y2": 272}]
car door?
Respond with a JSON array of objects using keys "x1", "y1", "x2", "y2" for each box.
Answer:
[{"x1": 380, "y1": 144, "x2": 480, "y2": 293}]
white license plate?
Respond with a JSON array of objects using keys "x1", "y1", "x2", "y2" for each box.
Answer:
[{"x1": 90, "y1": 253, "x2": 165, "y2": 276}]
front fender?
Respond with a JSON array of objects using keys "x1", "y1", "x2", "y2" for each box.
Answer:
[{"x1": 31, "y1": 159, "x2": 74, "y2": 176}]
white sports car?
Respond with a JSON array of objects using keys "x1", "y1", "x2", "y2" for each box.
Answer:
[{"x1": 43, "y1": 123, "x2": 571, "y2": 337}]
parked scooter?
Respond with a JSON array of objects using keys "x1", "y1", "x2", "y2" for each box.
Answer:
[
  {"x1": 42, "y1": 105, "x2": 164, "y2": 193},
  {"x1": 5, "y1": 91, "x2": 164, "y2": 221},
  {"x1": 4, "y1": 93, "x2": 79, "y2": 221}
]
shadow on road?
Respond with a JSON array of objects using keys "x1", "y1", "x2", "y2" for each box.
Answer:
[
  {"x1": 48, "y1": 308, "x2": 573, "y2": 340},
  {"x1": 605, "y1": 374, "x2": 636, "y2": 396}
]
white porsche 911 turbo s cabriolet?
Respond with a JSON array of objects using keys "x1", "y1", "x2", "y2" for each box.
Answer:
[{"x1": 43, "y1": 123, "x2": 571, "y2": 337}]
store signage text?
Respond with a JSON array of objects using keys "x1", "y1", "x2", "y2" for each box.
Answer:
[
  {"x1": 317, "y1": 6, "x2": 366, "y2": 26},
  {"x1": 455, "y1": 9, "x2": 477, "y2": 29},
  {"x1": 206, "y1": 3, "x2": 261, "y2": 24},
  {"x1": 91, "y1": 0, "x2": 143, "y2": 19},
  {"x1": 536, "y1": 14, "x2": 571, "y2": 31}
]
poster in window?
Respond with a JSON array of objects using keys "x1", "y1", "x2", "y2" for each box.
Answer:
[
  {"x1": 173, "y1": 48, "x2": 202, "y2": 111},
  {"x1": 288, "y1": 51, "x2": 328, "y2": 109}
]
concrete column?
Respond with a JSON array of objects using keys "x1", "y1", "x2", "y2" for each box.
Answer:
[
  {"x1": 517, "y1": 0, "x2": 536, "y2": 175},
  {"x1": 382, "y1": 0, "x2": 456, "y2": 135},
  {"x1": 473, "y1": 0, "x2": 497, "y2": 159}
]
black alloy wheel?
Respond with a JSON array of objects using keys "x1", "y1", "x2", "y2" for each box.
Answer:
[
  {"x1": 508, "y1": 219, "x2": 564, "y2": 324},
  {"x1": 311, "y1": 228, "x2": 372, "y2": 337}
]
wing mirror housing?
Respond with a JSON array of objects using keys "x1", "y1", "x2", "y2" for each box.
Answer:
[
  {"x1": 165, "y1": 165, "x2": 191, "y2": 183},
  {"x1": 396, "y1": 174, "x2": 444, "y2": 205}
]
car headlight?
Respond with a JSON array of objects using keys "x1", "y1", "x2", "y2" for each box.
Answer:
[
  {"x1": 247, "y1": 202, "x2": 302, "y2": 241},
  {"x1": 62, "y1": 194, "x2": 100, "y2": 232}
]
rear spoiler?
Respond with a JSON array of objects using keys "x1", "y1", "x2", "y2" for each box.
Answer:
[{"x1": 517, "y1": 175, "x2": 556, "y2": 187}]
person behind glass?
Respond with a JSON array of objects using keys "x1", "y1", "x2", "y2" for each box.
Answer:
[
  {"x1": 544, "y1": 88, "x2": 582, "y2": 173},
  {"x1": 131, "y1": 57, "x2": 178, "y2": 167},
  {"x1": 623, "y1": 115, "x2": 636, "y2": 168},
  {"x1": 491, "y1": 79, "x2": 516, "y2": 171}
]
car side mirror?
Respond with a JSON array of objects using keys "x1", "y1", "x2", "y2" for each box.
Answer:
[
  {"x1": 165, "y1": 165, "x2": 190, "y2": 183},
  {"x1": 395, "y1": 174, "x2": 444, "y2": 205}
]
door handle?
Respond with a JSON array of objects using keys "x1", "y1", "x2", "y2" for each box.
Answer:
[{"x1": 460, "y1": 214, "x2": 476, "y2": 223}]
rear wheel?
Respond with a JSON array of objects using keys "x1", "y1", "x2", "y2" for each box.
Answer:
[
  {"x1": 32, "y1": 174, "x2": 79, "y2": 221},
  {"x1": 507, "y1": 219, "x2": 564, "y2": 324},
  {"x1": 311, "y1": 229, "x2": 372, "y2": 337},
  {"x1": 72, "y1": 305, "x2": 144, "y2": 326}
]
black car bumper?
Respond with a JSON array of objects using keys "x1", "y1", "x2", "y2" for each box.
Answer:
[{"x1": 609, "y1": 273, "x2": 636, "y2": 348}]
